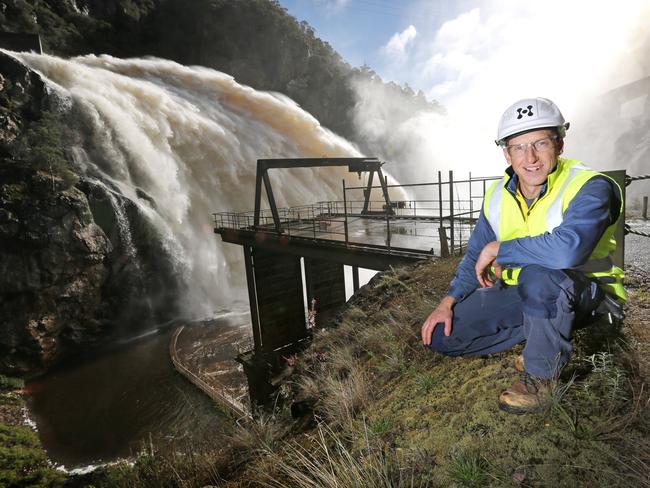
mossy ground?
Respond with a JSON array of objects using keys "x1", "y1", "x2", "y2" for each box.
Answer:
[{"x1": 226, "y1": 258, "x2": 650, "y2": 487}]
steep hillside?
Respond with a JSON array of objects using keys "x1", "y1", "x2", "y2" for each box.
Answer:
[{"x1": 62, "y1": 259, "x2": 649, "y2": 487}]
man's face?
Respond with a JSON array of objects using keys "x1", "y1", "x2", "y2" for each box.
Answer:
[{"x1": 503, "y1": 129, "x2": 563, "y2": 193}]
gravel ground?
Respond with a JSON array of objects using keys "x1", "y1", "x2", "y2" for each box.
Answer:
[{"x1": 625, "y1": 219, "x2": 650, "y2": 272}]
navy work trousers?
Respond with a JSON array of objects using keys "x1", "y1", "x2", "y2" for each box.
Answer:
[{"x1": 429, "y1": 265, "x2": 604, "y2": 379}]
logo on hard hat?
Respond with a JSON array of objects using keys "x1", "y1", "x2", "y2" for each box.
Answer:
[
  {"x1": 495, "y1": 97, "x2": 568, "y2": 146},
  {"x1": 516, "y1": 105, "x2": 534, "y2": 119}
]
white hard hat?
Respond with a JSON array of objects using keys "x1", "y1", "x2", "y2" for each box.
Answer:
[{"x1": 495, "y1": 97, "x2": 569, "y2": 146}]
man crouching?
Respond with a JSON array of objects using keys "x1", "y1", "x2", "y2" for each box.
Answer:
[{"x1": 421, "y1": 97, "x2": 625, "y2": 414}]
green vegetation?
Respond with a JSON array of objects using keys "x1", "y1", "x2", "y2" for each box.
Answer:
[
  {"x1": 2, "y1": 2, "x2": 648, "y2": 480},
  {"x1": 87, "y1": 439, "x2": 236, "y2": 488},
  {"x1": 0, "y1": 424, "x2": 65, "y2": 487},
  {"x1": 0, "y1": 390, "x2": 65, "y2": 488},
  {"x1": 416, "y1": 373, "x2": 438, "y2": 394},
  {"x1": 0, "y1": 375, "x2": 24, "y2": 391},
  {"x1": 15, "y1": 108, "x2": 78, "y2": 190},
  {"x1": 369, "y1": 416, "x2": 394, "y2": 436},
  {"x1": 221, "y1": 259, "x2": 648, "y2": 487},
  {"x1": 447, "y1": 453, "x2": 490, "y2": 488},
  {"x1": 258, "y1": 423, "x2": 427, "y2": 488}
]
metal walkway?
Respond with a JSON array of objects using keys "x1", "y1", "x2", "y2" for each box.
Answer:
[
  {"x1": 215, "y1": 208, "x2": 476, "y2": 268},
  {"x1": 214, "y1": 158, "x2": 499, "y2": 267}
]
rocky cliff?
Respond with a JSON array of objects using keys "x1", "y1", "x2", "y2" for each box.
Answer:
[
  {"x1": 0, "y1": 51, "x2": 182, "y2": 375},
  {"x1": 0, "y1": 51, "x2": 113, "y2": 374}
]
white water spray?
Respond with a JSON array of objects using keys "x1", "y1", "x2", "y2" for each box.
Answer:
[
  {"x1": 12, "y1": 52, "x2": 364, "y2": 319},
  {"x1": 355, "y1": 1, "x2": 650, "y2": 204}
]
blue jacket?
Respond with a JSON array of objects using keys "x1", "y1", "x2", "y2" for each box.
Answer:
[{"x1": 447, "y1": 166, "x2": 621, "y2": 303}]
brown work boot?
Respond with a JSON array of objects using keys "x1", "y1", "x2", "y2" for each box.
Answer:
[
  {"x1": 514, "y1": 354, "x2": 525, "y2": 373},
  {"x1": 499, "y1": 373, "x2": 553, "y2": 415}
]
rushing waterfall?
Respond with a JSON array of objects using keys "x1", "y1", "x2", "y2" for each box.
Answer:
[
  {"x1": 13, "y1": 52, "x2": 363, "y2": 320},
  {"x1": 99, "y1": 179, "x2": 138, "y2": 259}
]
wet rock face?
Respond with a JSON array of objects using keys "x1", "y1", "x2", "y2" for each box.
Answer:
[
  {"x1": 0, "y1": 51, "x2": 44, "y2": 155},
  {"x1": 79, "y1": 179, "x2": 185, "y2": 336},
  {"x1": 0, "y1": 51, "x2": 113, "y2": 374},
  {"x1": 0, "y1": 161, "x2": 113, "y2": 374}
]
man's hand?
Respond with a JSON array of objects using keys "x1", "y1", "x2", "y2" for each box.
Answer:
[
  {"x1": 475, "y1": 241, "x2": 501, "y2": 288},
  {"x1": 421, "y1": 295, "x2": 455, "y2": 345}
]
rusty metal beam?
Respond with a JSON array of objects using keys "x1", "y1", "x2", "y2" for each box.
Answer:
[
  {"x1": 258, "y1": 157, "x2": 382, "y2": 170},
  {"x1": 377, "y1": 169, "x2": 394, "y2": 215},
  {"x1": 262, "y1": 171, "x2": 282, "y2": 234}
]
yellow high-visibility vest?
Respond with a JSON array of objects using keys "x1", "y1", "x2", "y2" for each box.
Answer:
[{"x1": 483, "y1": 158, "x2": 626, "y2": 301}]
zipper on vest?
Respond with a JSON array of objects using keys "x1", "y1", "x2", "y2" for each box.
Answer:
[{"x1": 511, "y1": 189, "x2": 537, "y2": 222}]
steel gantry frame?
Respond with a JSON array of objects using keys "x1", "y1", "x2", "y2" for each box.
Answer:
[{"x1": 253, "y1": 157, "x2": 394, "y2": 234}]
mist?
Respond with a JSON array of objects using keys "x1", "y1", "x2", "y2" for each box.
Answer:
[{"x1": 353, "y1": 0, "x2": 650, "y2": 208}]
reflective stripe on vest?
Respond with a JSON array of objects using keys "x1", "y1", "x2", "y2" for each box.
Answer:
[{"x1": 485, "y1": 180, "x2": 504, "y2": 239}]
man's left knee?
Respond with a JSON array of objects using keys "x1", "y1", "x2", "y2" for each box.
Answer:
[
  {"x1": 517, "y1": 265, "x2": 574, "y2": 319},
  {"x1": 428, "y1": 323, "x2": 465, "y2": 357}
]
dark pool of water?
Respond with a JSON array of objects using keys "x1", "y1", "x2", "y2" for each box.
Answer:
[{"x1": 24, "y1": 323, "x2": 234, "y2": 468}]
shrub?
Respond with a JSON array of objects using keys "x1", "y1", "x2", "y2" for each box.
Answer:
[
  {"x1": 15, "y1": 109, "x2": 78, "y2": 189},
  {"x1": 0, "y1": 424, "x2": 65, "y2": 487}
]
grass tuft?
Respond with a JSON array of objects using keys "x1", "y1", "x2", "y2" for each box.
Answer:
[
  {"x1": 259, "y1": 423, "x2": 431, "y2": 488},
  {"x1": 228, "y1": 407, "x2": 292, "y2": 454},
  {"x1": 448, "y1": 453, "x2": 490, "y2": 487},
  {"x1": 416, "y1": 373, "x2": 438, "y2": 394},
  {"x1": 369, "y1": 416, "x2": 394, "y2": 436},
  {"x1": 319, "y1": 363, "x2": 370, "y2": 425}
]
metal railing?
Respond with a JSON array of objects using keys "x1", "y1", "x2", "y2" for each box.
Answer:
[
  {"x1": 214, "y1": 171, "x2": 650, "y2": 257},
  {"x1": 341, "y1": 171, "x2": 501, "y2": 255},
  {"x1": 170, "y1": 326, "x2": 250, "y2": 419},
  {"x1": 213, "y1": 171, "x2": 501, "y2": 258},
  {"x1": 626, "y1": 174, "x2": 650, "y2": 238}
]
